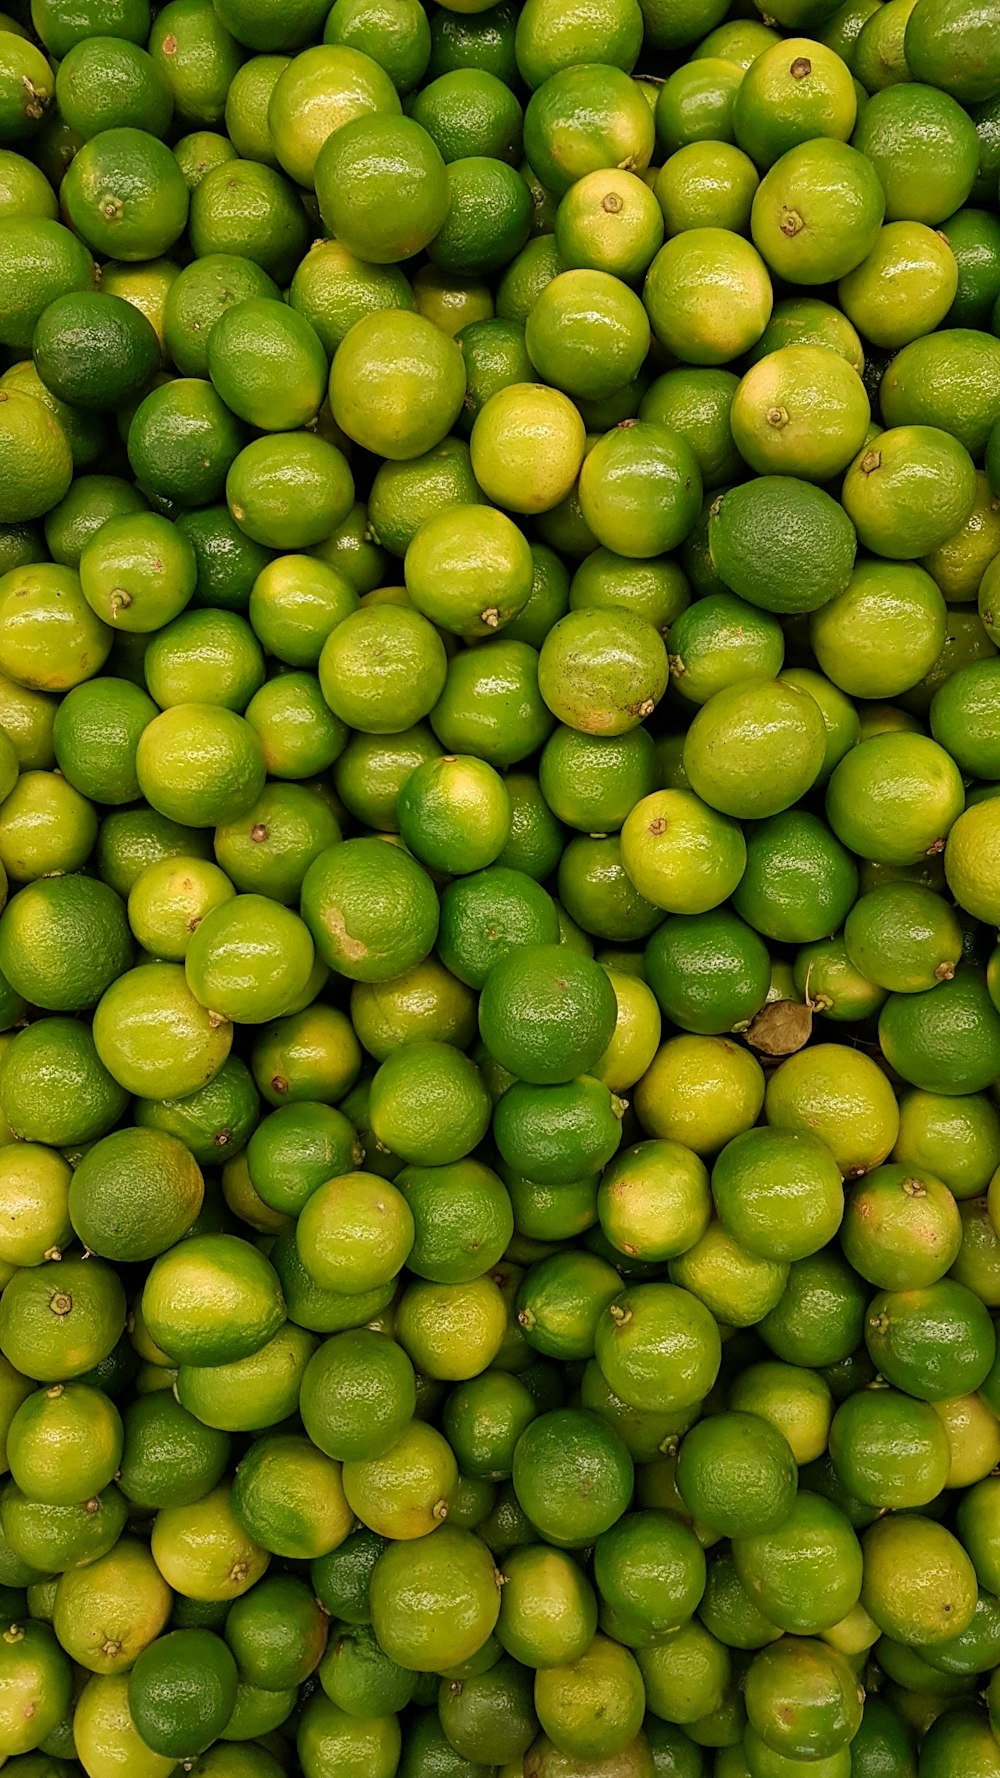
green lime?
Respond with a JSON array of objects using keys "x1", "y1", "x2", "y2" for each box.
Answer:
[
  {"x1": 751, "y1": 138, "x2": 884, "y2": 283},
  {"x1": 763, "y1": 1044, "x2": 899, "y2": 1177},
  {"x1": 733, "y1": 1490, "x2": 863, "y2": 1637},
  {"x1": 188, "y1": 159, "x2": 308, "y2": 283},
  {"x1": 225, "y1": 1572, "x2": 326, "y2": 1692},
  {"x1": 62, "y1": 127, "x2": 188, "y2": 260},
  {"x1": 759, "y1": 1249, "x2": 868, "y2": 1368},
  {"x1": 0, "y1": 875, "x2": 131, "y2": 1012},
  {"x1": 296, "y1": 1169, "x2": 413, "y2": 1292},
  {"x1": 369, "y1": 1524, "x2": 500, "y2": 1673},
  {"x1": 331, "y1": 309, "x2": 465, "y2": 459},
  {"x1": 644, "y1": 228, "x2": 772, "y2": 364},
  {"x1": 535, "y1": 1634, "x2": 644, "y2": 1762},
  {"x1": 655, "y1": 57, "x2": 743, "y2": 154},
  {"x1": 162, "y1": 254, "x2": 279, "y2": 380},
  {"x1": 324, "y1": 0, "x2": 430, "y2": 91},
  {"x1": 69, "y1": 1127, "x2": 203, "y2": 1262},
  {"x1": 141, "y1": 1232, "x2": 284, "y2": 1367},
  {"x1": 744, "y1": 1638, "x2": 862, "y2": 1764},
  {"x1": 33, "y1": 291, "x2": 159, "y2": 417},
  {"x1": 128, "y1": 1629, "x2": 237, "y2": 1761},
  {"x1": 52, "y1": 674, "x2": 154, "y2": 803},
  {"x1": 315, "y1": 113, "x2": 448, "y2": 263},
  {"x1": 230, "y1": 1430, "x2": 352, "y2": 1559},
  {"x1": 852, "y1": 80, "x2": 978, "y2": 224},
  {"x1": 709, "y1": 475, "x2": 857, "y2": 614},
  {"x1": 0, "y1": 218, "x2": 95, "y2": 354},
  {"x1": 0, "y1": 386, "x2": 72, "y2": 526},
  {"x1": 826, "y1": 731, "x2": 964, "y2": 867},
  {"x1": 6, "y1": 1380, "x2": 121, "y2": 1505},
  {"x1": 175, "y1": 1318, "x2": 315, "y2": 1432},
  {"x1": 127, "y1": 856, "x2": 235, "y2": 962},
  {"x1": 0, "y1": 1252, "x2": 126, "y2": 1385},
  {"x1": 828, "y1": 1385, "x2": 951, "y2": 1510},
  {"x1": 0, "y1": 1019, "x2": 127, "y2": 1149},
  {"x1": 711, "y1": 1126, "x2": 844, "y2": 1263},
  {"x1": 512, "y1": 1407, "x2": 632, "y2": 1546},
  {"x1": 862, "y1": 1513, "x2": 978, "y2": 1647},
  {"x1": 0, "y1": 1622, "x2": 72, "y2": 1756},
  {"x1": 522, "y1": 64, "x2": 655, "y2": 197}
]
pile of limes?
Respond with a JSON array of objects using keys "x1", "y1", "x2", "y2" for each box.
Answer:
[{"x1": 1, "y1": 0, "x2": 1000, "y2": 1773}]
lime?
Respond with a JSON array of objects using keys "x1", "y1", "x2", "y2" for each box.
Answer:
[
  {"x1": 6, "y1": 1380, "x2": 121, "y2": 1506},
  {"x1": 733, "y1": 1491, "x2": 863, "y2": 1636},
  {"x1": 512, "y1": 1407, "x2": 632, "y2": 1546},
  {"x1": 839, "y1": 222, "x2": 958, "y2": 349},
  {"x1": 315, "y1": 113, "x2": 448, "y2": 262},
  {"x1": 62, "y1": 127, "x2": 188, "y2": 261},
  {"x1": 852, "y1": 81, "x2": 978, "y2": 224},
  {"x1": 744, "y1": 1638, "x2": 862, "y2": 1764},
  {"x1": 0, "y1": 218, "x2": 95, "y2": 354},
  {"x1": 471, "y1": 382, "x2": 585, "y2": 516},
  {"x1": 644, "y1": 228, "x2": 772, "y2": 365},
  {"x1": 829, "y1": 1386, "x2": 951, "y2": 1510},
  {"x1": 128, "y1": 1629, "x2": 237, "y2": 1761},
  {"x1": 0, "y1": 875, "x2": 132, "y2": 1012},
  {"x1": 188, "y1": 159, "x2": 309, "y2": 283},
  {"x1": 141, "y1": 1232, "x2": 284, "y2": 1367},
  {"x1": 69, "y1": 1127, "x2": 203, "y2": 1262},
  {"x1": 267, "y1": 44, "x2": 399, "y2": 187},
  {"x1": 862, "y1": 1514, "x2": 978, "y2": 1647},
  {"x1": 764, "y1": 1043, "x2": 899, "y2": 1179},
  {"x1": 0, "y1": 1018, "x2": 127, "y2": 1149},
  {"x1": 231, "y1": 1430, "x2": 352, "y2": 1559},
  {"x1": 522, "y1": 64, "x2": 654, "y2": 196},
  {"x1": 535, "y1": 1634, "x2": 644, "y2": 1761},
  {"x1": 734, "y1": 38, "x2": 856, "y2": 167},
  {"x1": 207, "y1": 297, "x2": 326, "y2": 434},
  {"x1": 751, "y1": 138, "x2": 884, "y2": 283},
  {"x1": 52, "y1": 674, "x2": 154, "y2": 803},
  {"x1": 759, "y1": 1248, "x2": 868, "y2": 1368},
  {"x1": 865, "y1": 1278, "x2": 996, "y2": 1400},
  {"x1": 331, "y1": 309, "x2": 466, "y2": 459},
  {"x1": 879, "y1": 972, "x2": 1000, "y2": 1097},
  {"x1": 555, "y1": 167, "x2": 662, "y2": 280},
  {"x1": 369, "y1": 1524, "x2": 500, "y2": 1672},
  {"x1": 731, "y1": 344, "x2": 869, "y2": 481},
  {"x1": 296, "y1": 1170, "x2": 413, "y2": 1293},
  {"x1": 324, "y1": 0, "x2": 430, "y2": 91},
  {"x1": 0, "y1": 1622, "x2": 72, "y2": 1756},
  {"x1": 677, "y1": 1410, "x2": 797, "y2": 1537},
  {"x1": 826, "y1": 731, "x2": 964, "y2": 867},
  {"x1": 34, "y1": 291, "x2": 159, "y2": 417},
  {"x1": 709, "y1": 476, "x2": 856, "y2": 614},
  {"x1": 655, "y1": 57, "x2": 743, "y2": 154}
]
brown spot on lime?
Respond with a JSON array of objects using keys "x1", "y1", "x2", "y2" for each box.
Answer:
[
  {"x1": 925, "y1": 836, "x2": 946, "y2": 855},
  {"x1": 481, "y1": 607, "x2": 500, "y2": 628},
  {"x1": 49, "y1": 1292, "x2": 72, "y2": 1317},
  {"x1": 250, "y1": 823, "x2": 268, "y2": 843},
  {"x1": 669, "y1": 654, "x2": 686, "y2": 677},
  {"x1": 790, "y1": 56, "x2": 811, "y2": 77},
  {"x1": 617, "y1": 417, "x2": 638, "y2": 429},
  {"x1": 214, "y1": 1128, "x2": 232, "y2": 1147},
  {"x1": 767, "y1": 405, "x2": 789, "y2": 429},
  {"x1": 934, "y1": 960, "x2": 955, "y2": 981},
  {"x1": 903, "y1": 1176, "x2": 926, "y2": 1198},
  {"x1": 271, "y1": 1074, "x2": 289, "y2": 1095},
  {"x1": 206, "y1": 1009, "x2": 229, "y2": 1029},
  {"x1": 229, "y1": 1561, "x2": 249, "y2": 1586},
  {"x1": 102, "y1": 197, "x2": 124, "y2": 222},
  {"x1": 648, "y1": 817, "x2": 667, "y2": 836},
  {"x1": 162, "y1": 32, "x2": 177, "y2": 50},
  {"x1": 780, "y1": 209, "x2": 804, "y2": 237},
  {"x1": 323, "y1": 904, "x2": 367, "y2": 961},
  {"x1": 232, "y1": 504, "x2": 245, "y2": 521},
  {"x1": 602, "y1": 192, "x2": 623, "y2": 214},
  {"x1": 861, "y1": 449, "x2": 882, "y2": 475},
  {"x1": 632, "y1": 697, "x2": 655, "y2": 717}
]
